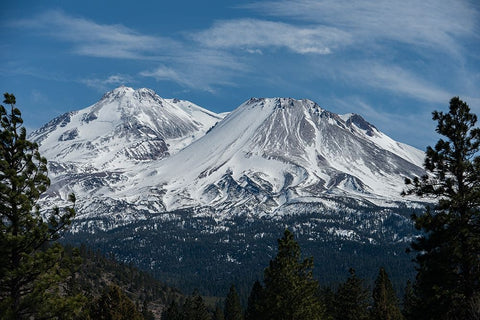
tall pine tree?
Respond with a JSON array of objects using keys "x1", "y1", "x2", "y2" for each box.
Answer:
[
  {"x1": 182, "y1": 290, "x2": 211, "y2": 320},
  {"x1": 333, "y1": 268, "x2": 369, "y2": 320},
  {"x1": 213, "y1": 305, "x2": 226, "y2": 320},
  {"x1": 404, "y1": 97, "x2": 480, "y2": 319},
  {"x1": 89, "y1": 285, "x2": 143, "y2": 320},
  {"x1": 245, "y1": 280, "x2": 263, "y2": 320},
  {"x1": 402, "y1": 281, "x2": 416, "y2": 320},
  {"x1": 162, "y1": 301, "x2": 183, "y2": 320},
  {"x1": 224, "y1": 284, "x2": 243, "y2": 320},
  {"x1": 370, "y1": 267, "x2": 403, "y2": 320},
  {"x1": 258, "y1": 229, "x2": 324, "y2": 320},
  {"x1": 0, "y1": 93, "x2": 82, "y2": 319}
]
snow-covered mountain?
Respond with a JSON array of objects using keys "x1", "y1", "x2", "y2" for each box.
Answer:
[
  {"x1": 32, "y1": 87, "x2": 429, "y2": 293},
  {"x1": 131, "y1": 97, "x2": 424, "y2": 214},
  {"x1": 30, "y1": 86, "x2": 224, "y2": 225},
  {"x1": 31, "y1": 87, "x2": 425, "y2": 231},
  {"x1": 32, "y1": 86, "x2": 223, "y2": 166}
]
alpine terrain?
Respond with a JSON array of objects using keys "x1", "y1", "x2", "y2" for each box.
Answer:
[{"x1": 30, "y1": 87, "x2": 426, "y2": 294}]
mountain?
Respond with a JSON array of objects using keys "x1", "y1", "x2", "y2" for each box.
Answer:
[
  {"x1": 129, "y1": 97, "x2": 424, "y2": 214},
  {"x1": 32, "y1": 86, "x2": 223, "y2": 166},
  {"x1": 31, "y1": 86, "x2": 224, "y2": 228},
  {"x1": 31, "y1": 87, "x2": 427, "y2": 294}
]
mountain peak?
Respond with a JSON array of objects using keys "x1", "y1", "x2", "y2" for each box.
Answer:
[
  {"x1": 31, "y1": 87, "x2": 224, "y2": 166},
  {"x1": 342, "y1": 113, "x2": 377, "y2": 137},
  {"x1": 99, "y1": 86, "x2": 162, "y2": 105},
  {"x1": 243, "y1": 97, "x2": 324, "y2": 112}
]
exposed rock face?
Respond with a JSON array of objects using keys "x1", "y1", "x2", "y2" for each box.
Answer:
[{"x1": 31, "y1": 88, "x2": 425, "y2": 233}]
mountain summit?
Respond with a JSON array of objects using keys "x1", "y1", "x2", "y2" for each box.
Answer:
[
  {"x1": 31, "y1": 88, "x2": 424, "y2": 229},
  {"x1": 32, "y1": 86, "x2": 222, "y2": 167},
  {"x1": 129, "y1": 97, "x2": 424, "y2": 214},
  {"x1": 31, "y1": 87, "x2": 427, "y2": 293}
]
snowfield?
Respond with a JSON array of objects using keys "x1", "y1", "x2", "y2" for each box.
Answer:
[{"x1": 30, "y1": 87, "x2": 426, "y2": 231}]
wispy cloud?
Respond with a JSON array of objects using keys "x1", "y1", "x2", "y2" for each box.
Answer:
[
  {"x1": 80, "y1": 74, "x2": 134, "y2": 92},
  {"x1": 140, "y1": 49, "x2": 246, "y2": 93},
  {"x1": 10, "y1": 10, "x2": 247, "y2": 92},
  {"x1": 12, "y1": 10, "x2": 180, "y2": 60},
  {"x1": 341, "y1": 63, "x2": 452, "y2": 103},
  {"x1": 192, "y1": 18, "x2": 352, "y2": 54},
  {"x1": 243, "y1": 0, "x2": 479, "y2": 55},
  {"x1": 140, "y1": 66, "x2": 200, "y2": 91}
]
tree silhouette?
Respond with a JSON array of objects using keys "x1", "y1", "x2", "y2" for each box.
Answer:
[
  {"x1": 0, "y1": 93, "x2": 82, "y2": 319},
  {"x1": 404, "y1": 97, "x2": 480, "y2": 319}
]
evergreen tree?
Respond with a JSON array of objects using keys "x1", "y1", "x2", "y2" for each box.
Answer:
[
  {"x1": 213, "y1": 305, "x2": 225, "y2": 320},
  {"x1": 162, "y1": 301, "x2": 183, "y2": 320},
  {"x1": 224, "y1": 284, "x2": 243, "y2": 320},
  {"x1": 402, "y1": 281, "x2": 416, "y2": 320},
  {"x1": 259, "y1": 229, "x2": 324, "y2": 320},
  {"x1": 141, "y1": 300, "x2": 155, "y2": 320},
  {"x1": 370, "y1": 267, "x2": 403, "y2": 320},
  {"x1": 319, "y1": 287, "x2": 336, "y2": 320},
  {"x1": 89, "y1": 285, "x2": 143, "y2": 320},
  {"x1": 0, "y1": 93, "x2": 83, "y2": 319},
  {"x1": 245, "y1": 280, "x2": 263, "y2": 320},
  {"x1": 404, "y1": 97, "x2": 480, "y2": 319},
  {"x1": 183, "y1": 290, "x2": 211, "y2": 320},
  {"x1": 333, "y1": 268, "x2": 369, "y2": 320}
]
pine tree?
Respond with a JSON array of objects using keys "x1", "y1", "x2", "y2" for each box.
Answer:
[
  {"x1": 141, "y1": 299, "x2": 155, "y2": 320},
  {"x1": 90, "y1": 285, "x2": 143, "y2": 320},
  {"x1": 213, "y1": 305, "x2": 225, "y2": 320},
  {"x1": 162, "y1": 301, "x2": 183, "y2": 320},
  {"x1": 404, "y1": 97, "x2": 480, "y2": 319},
  {"x1": 333, "y1": 268, "x2": 369, "y2": 320},
  {"x1": 0, "y1": 93, "x2": 83, "y2": 319},
  {"x1": 370, "y1": 267, "x2": 403, "y2": 320},
  {"x1": 224, "y1": 284, "x2": 243, "y2": 320},
  {"x1": 319, "y1": 286, "x2": 336, "y2": 320},
  {"x1": 402, "y1": 281, "x2": 416, "y2": 320},
  {"x1": 183, "y1": 290, "x2": 211, "y2": 320},
  {"x1": 259, "y1": 229, "x2": 324, "y2": 320},
  {"x1": 245, "y1": 280, "x2": 263, "y2": 320}
]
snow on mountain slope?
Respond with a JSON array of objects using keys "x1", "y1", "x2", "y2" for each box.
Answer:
[
  {"x1": 30, "y1": 87, "x2": 224, "y2": 222},
  {"x1": 125, "y1": 97, "x2": 425, "y2": 214},
  {"x1": 340, "y1": 113, "x2": 424, "y2": 165},
  {"x1": 32, "y1": 90, "x2": 426, "y2": 229},
  {"x1": 31, "y1": 86, "x2": 223, "y2": 168}
]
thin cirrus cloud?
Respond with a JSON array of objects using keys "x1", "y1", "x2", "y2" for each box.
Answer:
[
  {"x1": 12, "y1": 10, "x2": 181, "y2": 60},
  {"x1": 192, "y1": 18, "x2": 352, "y2": 54},
  {"x1": 343, "y1": 64, "x2": 452, "y2": 103},
  {"x1": 10, "y1": 10, "x2": 248, "y2": 92},
  {"x1": 140, "y1": 66, "x2": 197, "y2": 91},
  {"x1": 81, "y1": 74, "x2": 135, "y2": 92},
  {"x1": 140, "y1": 50, "x2": 247, "y2": 93},
  {"x1": 243, "y1": 0, "x2": 479, "y2": 54}
]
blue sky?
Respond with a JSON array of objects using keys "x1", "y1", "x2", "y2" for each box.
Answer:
[{"x1": 1, "y1": 0, "x2": 479, "y2": 149}]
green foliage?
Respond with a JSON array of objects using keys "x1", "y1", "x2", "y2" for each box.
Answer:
[
  {"x1": 402, "y1": 281, "x2": 416, "y2": 320},
  {"x1": 63, "y1": 205, "x2": 418, "y2": 298},
  {"x1": 162, "y1": 301, "x2": 183, "y2": 320},
  {"x1": 370, "y1": 267, "x2": 403, "y2": 320},
  {"x1": 141, "y1": 300, "x2": 155, "y2": 320},
  {"x1": 89, "y1": 285, "x2": 143, "y2": 320},
  {"x1": 257, "y1": 229, "x2": 324, "y2": 320},
  {"x1": 404, "y1": 97, "x2": 480, "y2": 319},
  {"x1": 245, "y1": 280, "x2": 263, "y2": 320},
  {"x1": 182, "y1": 290, "x2": 211, "y2": 320},
  {"x1": 212, "y1": 305, "x2": 225, "y2": 320},
  {"x1": 333, "y1": 268, "x2": 369, "y2": 320},
  {"x1": 224, "y1": 284, "x2": 243, "y2": 320},
  {"x1": 0, "y1": 93, "x2": 83, "y2": 319}
]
